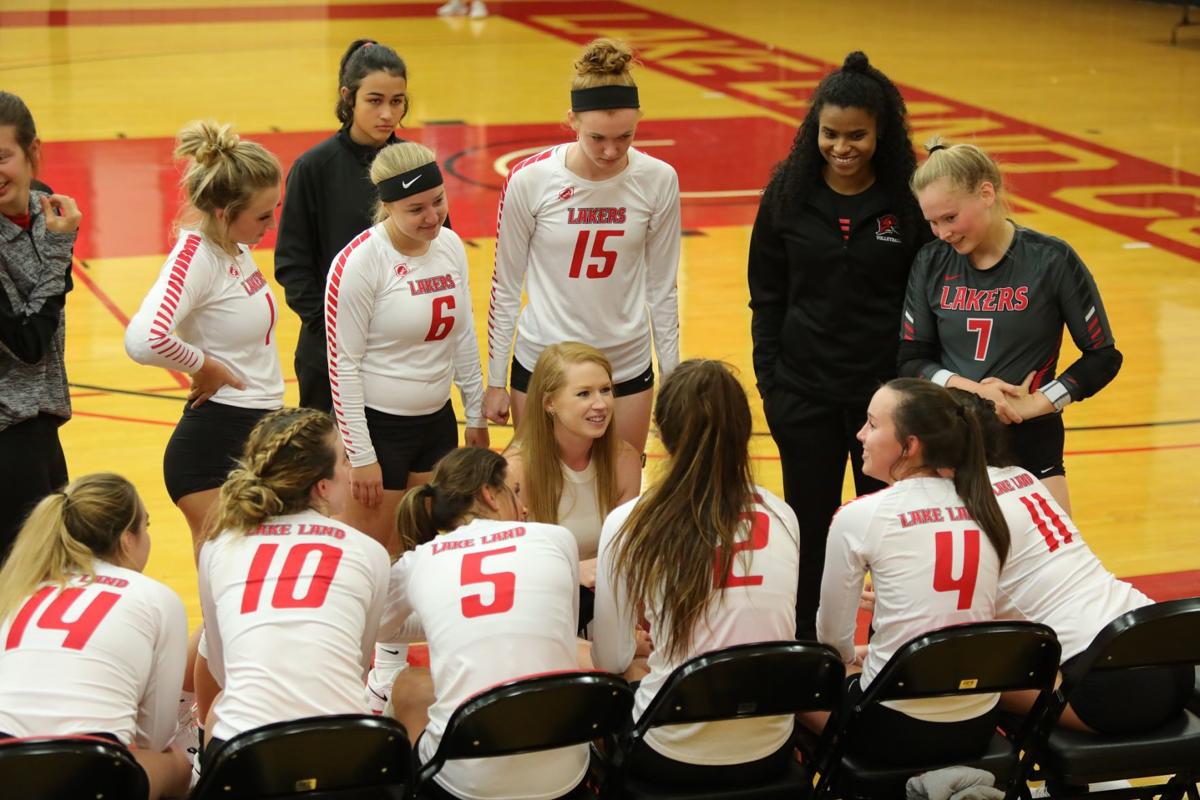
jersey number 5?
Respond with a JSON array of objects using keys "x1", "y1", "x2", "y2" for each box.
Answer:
[
  {"x1": 5, "y1": 586, "x2": 121, "y2": 651},
  {"x1": 933, "y1": 529, "x2": 981, "y2": 610},
  {"x1": 461, "y1": 546, "x2": 517, "y2": 618},
  {"x1": 714, "y1": 511, "x2": 770, "y2": 588},
  {"x1": 569, "y1": 230, "x2": 623, "y2": 279},
  {"x1": 241, "y1": 543, "x2": 344, "y2": 613}
]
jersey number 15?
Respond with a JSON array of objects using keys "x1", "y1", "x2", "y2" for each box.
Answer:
[{"x1": 569, "y1": 230, "x2": 624, "y2": 279}]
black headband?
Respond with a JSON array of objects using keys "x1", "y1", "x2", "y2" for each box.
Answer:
[
  {"x1": 570, "y1": 84, "x2": 640, "y2": 112},
  {"x1": 928, "y1": 144, "x2": 949, "y2": 154},
  {"x1": 378, "y1": 162, "x2": 444, "y2": 202}
]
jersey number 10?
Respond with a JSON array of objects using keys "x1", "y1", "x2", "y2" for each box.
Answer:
[{"x1": 241, "y1": 543, "x2": 344, "y2": 613}]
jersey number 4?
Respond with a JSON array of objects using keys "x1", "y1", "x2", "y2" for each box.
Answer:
[
  {"x1": 5, "y1": 586, "x2": 121, "y2": 651},
  {"x1": 569, "y1": 230, "x2": 624, "y2": 279},
  {"x1": 933, "y1": 529, "x2": 981, "y2": 610},
  {"x1": 241, "y1": 543, "x2": 344, "y2": 613}
]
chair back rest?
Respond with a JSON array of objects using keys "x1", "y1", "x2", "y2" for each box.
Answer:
[
  {"x1": 434, "y1": 671, "x2": 634, "y2": 761},
  {"x1": 190, "y1": 714, "x2": 410, "y2": 799},
  {"x1": 0, "y1": 735, "x2": 148, "y2": 799},
  {"x1": 1065, "y1": 597, "x2": 1200, "y2": 681},
  {"x1": 635, "y1": 641, "x2": 844, "y2": 734},
  {"x1": 860, "y1": 621, "x2": 1060, "y2": 706}
]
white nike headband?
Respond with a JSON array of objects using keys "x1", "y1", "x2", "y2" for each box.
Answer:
[{"x1": 378, "y1": 161, "x2": 444, "y2": 202}]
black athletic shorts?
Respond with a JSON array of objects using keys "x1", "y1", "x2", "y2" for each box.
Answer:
[
  {"x1": 365, "y1": 402, "x2": 457, "y2": 491},
  {"x1": 163, "y1": 401, "x2": 273, "y2": 503},
  {"x1": 1008, "y1": 412, "x2": 1066, "y2": 479},
  {"x1": 840, "y1": 674, "x2": 999, "y2": 767},
  {"x1": 1063, "y1": 654, "x2": 1193, "y2": 735},
  {"x1": 510, "y1": 357, "x2": 653, "y2": 398}
]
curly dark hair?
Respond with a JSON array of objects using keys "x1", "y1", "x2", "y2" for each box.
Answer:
[{"x1": 762, "y1": 51, "x2": 920, "y2": 233}]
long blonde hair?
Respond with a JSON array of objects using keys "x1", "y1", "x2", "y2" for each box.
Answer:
[
  {"x1": 0, "y1": 474, "x2": 143, "y2": 625},
  {"x1": 175, "y1": 120, "x2": 280, "y2": 253},
  {"x1": 208, "y1": 408, "x2": 339, "y2": 538},
  {"x1": 506, "y1": 342, "x2": 620, "y2": 526}
]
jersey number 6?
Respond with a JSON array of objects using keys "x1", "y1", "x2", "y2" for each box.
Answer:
[
  {"x1": 569, "y1": 230, "x2": 623, "y2": 279},
  {"x1": 426, "y1": 295, "x2": 456, "y2": 342}
]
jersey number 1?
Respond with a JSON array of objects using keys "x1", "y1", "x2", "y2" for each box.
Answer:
[
  {"x1": 241, "y1": 543, "x2": 344, "y2": 613},
  {"x1": 569, "y1": 230, "x2": 623, "y2": 279},
  {"x1": 5, "y1": 586, "x2": 121, "y2": 651}
]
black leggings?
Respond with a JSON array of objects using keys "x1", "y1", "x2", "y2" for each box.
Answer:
[
  {"x1": 1064, "y1": 657, "x2": 1193, "y2": 735},
  {"x1": 0, "y1": 413, "x2": 68, "y2": 565}
]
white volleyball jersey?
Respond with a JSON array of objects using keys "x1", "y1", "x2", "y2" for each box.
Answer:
[
  {"x1": 818, "y1": 477, "x2": 1002, "y2": 722},
  {"x1": 198, "y1": 510, "x2": 390, "y2": 741},
  {"x1": 125, "y1": 230, "x2": 284, "y2": 409},
  {"x1": 487, "y1": 145, "x2": 681, "y2": 384},
  {"x1": 593, "y1": 487, "x2": 799, "y2": 765},
  {"x1": 0, "y1": 561, "x2": 188, "y2": 750},
  {"x1": 326, "y1": 224, "x2": 485, "y2": 468},
  {"x1": 379, "y1": 519, "x2": 583, "y2": 800},
  {"x1": 990, "y1": 466, "x2": 1151, "y2": 660}
]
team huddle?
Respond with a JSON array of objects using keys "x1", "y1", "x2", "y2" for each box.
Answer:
[{"x1": 1, "y1": 33, "x2": 1192, "y2": 800}]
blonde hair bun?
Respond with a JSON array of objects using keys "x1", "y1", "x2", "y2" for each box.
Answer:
[
  {"x1": 176, "y1": 121, "x2": 240, "y2": 168},
  {"x1": 574, "y1": 38, "x2": 635, "y2": 77}
]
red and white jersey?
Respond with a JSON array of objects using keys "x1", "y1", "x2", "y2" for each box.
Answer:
[
  {"x1": 990, "y1": 466, "x2": 1150, "y2": 660},
  {"x1": 0, "y1": 561, "x2": 188, "y2": 750},
  {"x1": 198, "y1": 510, "x2": 390, "y2": 742},
  {"x1": 378, "y1": 519, "x2": 582, "y2": 800},
  {"x1": 326, "y1": 224, "x2": 485, "y2": 468},
  {"x1": 593, "y1": 487, "x2": 799, "y2": 765},
  {"x1": 818, "y1": 477, "x2": 1002, "y2": 721},
  {"x1": 125, "y1": 230, "x2": 284, "y2": 409},
  {"x1": 488, "y1": 145, "x2": 681, "y2": 384}
]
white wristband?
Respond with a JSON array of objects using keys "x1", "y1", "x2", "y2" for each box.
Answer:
[
  {"x1": 930, "y1": 369, "x2": 956, "y2": 387},
  {"x1": 1039, "y1": 379, "x2": 1073, "y2": 411}
]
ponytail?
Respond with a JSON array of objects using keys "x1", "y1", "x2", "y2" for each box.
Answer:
[
  {"x1": 395, "y1": 449, "x2": 508, "y2": 552},
  {"x1": 0, "y1": 474, "x2": 143, "y2": 625},
  {"x1": 887, "y1": 379, "x2": 1010, "y2": 565}
]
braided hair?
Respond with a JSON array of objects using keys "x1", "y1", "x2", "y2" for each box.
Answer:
[
  {"x1": 207, "y1": 408, "x2": 339, "y2": 537},
  {"x1": 762, "y1": 51, "x2": 920, "y2": 234}
]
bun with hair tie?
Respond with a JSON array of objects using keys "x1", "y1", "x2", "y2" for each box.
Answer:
[{"x1": 842, "y1": 51, "x2": 870, "y2": 72}]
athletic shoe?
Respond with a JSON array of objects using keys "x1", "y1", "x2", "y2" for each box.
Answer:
[
  {"x1": 469, "y1": 1, "x2": 489, "y2": 18},
  {"x1": 437, "y1": 0, "x2": 468, "y2": 15}
]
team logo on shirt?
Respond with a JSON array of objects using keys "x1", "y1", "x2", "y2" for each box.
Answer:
[
  {"x1": 567, "y1": 207, "x2": 627, "y2": 224},
  {"x1": 241, "y1": 270, "x2": 268, "y2": 296},
  {"x1": 559, "y1": 186, "x2": 575, "y2": 201},
  {"x1": 394, "y1": 263, "x2": 409, "y2": 279},
  {"x1": 875, "y1": 214, "x2": 902, "y2": 244},
  {"x1": 228, "y1": 263, "x2": 241, "y2": 278},
  {"x1": 408, "y1": 274, "x2": 458, "y2": 296}
]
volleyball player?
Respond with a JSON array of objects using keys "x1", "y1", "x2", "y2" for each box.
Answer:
[
  {"x1": 748, "y1": 52, "x2": 929, "y2": 640},
  {"x1": 0, "y1": 91, "x2": 79, "y2": 563},
  {"x1": 953, "y1": 391, "x2": 1193, "y2": 735},
  {"x1": 197, "y1": 408, "x2": 389, "y2": 760},
  {"x1": 125, "y1": 121, "x2": 284, "y2": 557},
  {"x1": 814, "y1": 378, "x2": 1009, "y2": 766},
  {"x1": 502, "y1": 342, "x2": 641, "y2": 630},
  {"x1": 901, "y1": 139, "x2": 1122, "y2": 513},
  {"x1": 592, "y1": 360, "x2": 800, "y2": 790},
  {"x1": 324, "y1": 141, "x2": 486, "y2": 551},
  {"x1": 0, "y1": 474, "x2": 190, "y2": 800},
  {"x1": 484, "y1": 37, "x2": 681, "y2": 454},
  {"x1": 275, "y1": 39, "x2": 421, "y2": 412},
  {"x1": 379, "y1": 447, "x2": 586, "y2": 800}
]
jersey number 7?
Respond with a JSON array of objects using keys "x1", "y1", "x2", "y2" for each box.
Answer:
[{"x1": 569, "y1": 230, "x2": 624, "y2": 279}]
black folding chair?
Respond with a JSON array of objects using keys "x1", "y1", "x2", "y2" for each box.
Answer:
[
  {"x1": 411, "y1": 671, "x2": 634, "y2": 800},
  {"x1": 0, "y1": 734, "x2": 149, "y2": 800},
  {"x1": 603, "y1": 641, "x2": 845, "y2": 799},
  {"x1": 819, "y1": 621, "x2": 1060, "y2": 800},
  {"x1": 1023, "y1": 598, "x2": 1200, "y2": 800},
  {"x1": 190, "y1": 714, "x2": 411, "y2": 799}
]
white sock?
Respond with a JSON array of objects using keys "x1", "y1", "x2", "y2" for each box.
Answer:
[{"x1": 1088, "y1": 780, "x2": 1132, "y2": 792}]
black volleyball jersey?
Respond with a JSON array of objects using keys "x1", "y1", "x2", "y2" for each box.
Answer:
[{"x1": 900, "y1": 225, "x2": 1119, "y2": 402}]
